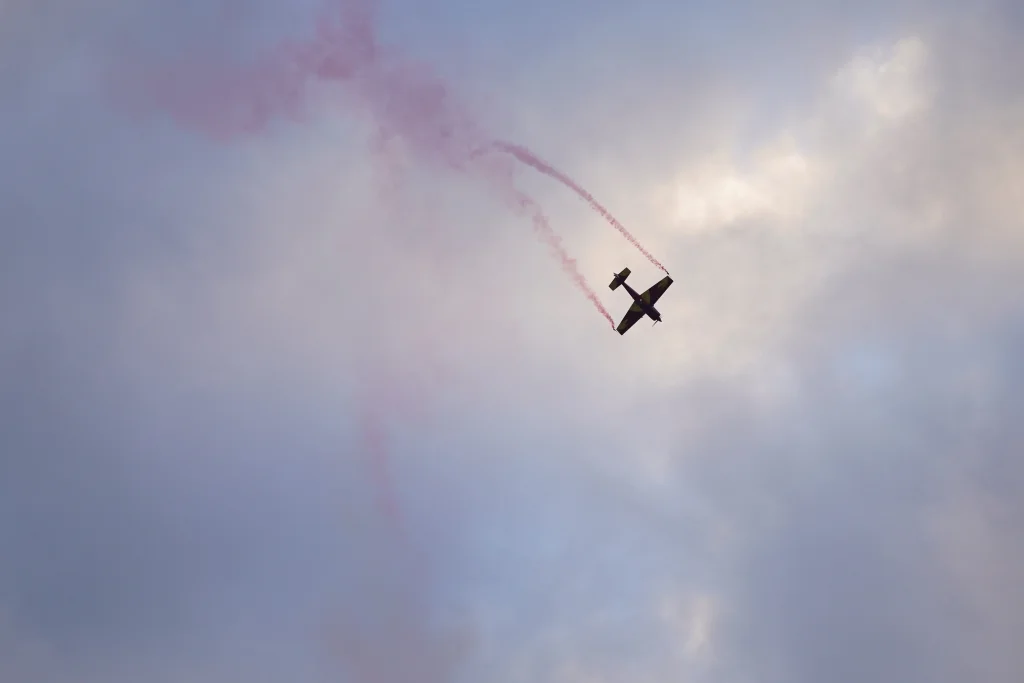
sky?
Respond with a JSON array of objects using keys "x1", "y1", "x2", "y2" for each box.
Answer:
[{"x1": 2, "y1": 0, "x2": 1023, "y2": 681}]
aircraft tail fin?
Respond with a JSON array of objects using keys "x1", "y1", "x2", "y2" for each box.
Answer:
[{"x1": 609, "y1": 267, "x2": 631, "y2": 290}]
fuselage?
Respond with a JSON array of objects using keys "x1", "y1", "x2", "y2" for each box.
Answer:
[{"x1": 621, "y1": 281, "x2": 662, "y2": 322}]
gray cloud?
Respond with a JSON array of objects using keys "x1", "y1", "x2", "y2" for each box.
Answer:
[{"x1": 3, "y1": 1, "x2": 1023, "y2": 682}]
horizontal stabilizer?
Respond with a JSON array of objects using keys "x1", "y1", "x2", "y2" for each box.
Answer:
[{"x1": 609, "y1": 267, "x2": 631, "y2": 290}]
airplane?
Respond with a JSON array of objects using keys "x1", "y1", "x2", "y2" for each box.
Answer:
[{"x1": 609, "y1": 267, "x2": 673, "y2": 335}]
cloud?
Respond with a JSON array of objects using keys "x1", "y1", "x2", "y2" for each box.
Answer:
[
  {"x1": 833, "y1": 36, "x2": 932, "y2": 120},
  {"x1": 2, "y1": 1, "x2": 1023, "y2": 682}
]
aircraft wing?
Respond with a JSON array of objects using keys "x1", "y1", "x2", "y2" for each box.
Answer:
[
  {"x1": 616, "y1": 302, "x2": 646, "y2": 335},
  {"x1": 641, "y1": 276, "x2": 673, "y2": 306}
]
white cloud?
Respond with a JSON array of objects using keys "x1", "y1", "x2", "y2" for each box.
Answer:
[
  {"x1": 650, "y1": 35, "x2": 932, "y2": 237},
  {"x1": 659, "y1": 591, "x2": 716, "y2": 661},
  {"x1": 832, "y1": 36, "x2": 931, "y2": 121},
  {"x1": 655, "y1": 138, "x2": 816, "y2": 232}
]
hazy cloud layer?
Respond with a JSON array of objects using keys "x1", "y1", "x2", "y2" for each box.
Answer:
[{"x1": 2, "y1": 1, "x2": 1022, "y2": 682}]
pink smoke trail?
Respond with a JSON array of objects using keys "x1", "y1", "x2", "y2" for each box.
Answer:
[
  {"x1": 110, "y1": 0, "x2": 622, "y2": 535},
  {"x1": 509, "y1": 189, "x2": 615, "y2": 327},
  {"x1": 492, "y1": 141, "x2": 669, "y2": 274},
  {"x1": 112, "y1": 2, "x2": 614, "y2": 327},
  {"x1": 359, "y1": 409, "x2": 403, "y2": 532}
]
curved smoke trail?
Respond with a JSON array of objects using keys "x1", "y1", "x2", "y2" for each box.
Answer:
[
  {"x1": 110, "y1": 0, "x2": 666, "y2": 532},
  {"x1": 492, "y1": 141, "x2": 669, "y2": 274}
]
